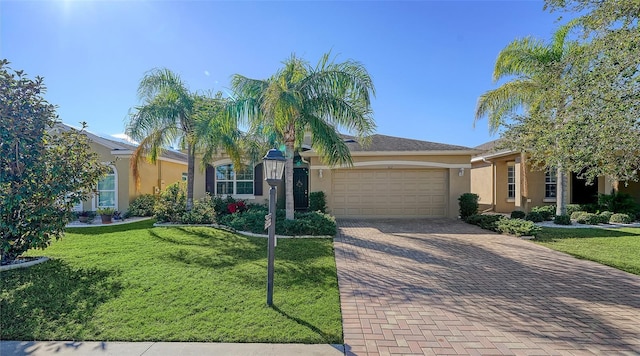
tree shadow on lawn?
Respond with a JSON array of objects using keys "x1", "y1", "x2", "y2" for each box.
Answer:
[
  {"x1": 149, "y1": 228, "x2": 338, "y2": 289},
  {"x1": 536, "y1": 226, "x2": 639, "y2": 242},
  {"x1": 65, "y1": 220, "x2": 156, "y2": 236},
  {"x1": 272, "y1": 305, "x2": 340, "y2": 343},
  {"x1": 0, "y1": 259, "x2": 122, "y2": 340}
]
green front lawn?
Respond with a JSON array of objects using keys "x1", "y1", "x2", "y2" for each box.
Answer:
[
  {"x1": 536, "y1": 227, "x2": 640, "y2": 275},
  {"x1": 0, "y1": 220, "x2": 342, "y2": 342}
]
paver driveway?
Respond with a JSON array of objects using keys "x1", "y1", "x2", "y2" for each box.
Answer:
[{"x1": 334, "y1": 219, "x2": 640, "y2": 356}]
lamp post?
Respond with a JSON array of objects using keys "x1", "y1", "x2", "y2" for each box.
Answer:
[{"x1": 263, "y1": 148, "x2": 286, "y2": 307}]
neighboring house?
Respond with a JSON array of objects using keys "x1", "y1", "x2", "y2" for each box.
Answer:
[
  {"x1": 470, "y1": 139, "x2": 640, "y2": 213},
  {"x1": 193, "y1": 134, "x2": 476, "y2": 219},
  {"x1": 54, "y1": 123, "x2": 188, "y2": 213}
]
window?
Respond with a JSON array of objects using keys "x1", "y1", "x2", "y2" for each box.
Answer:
[
  {"x1": 97, "y1": 166, "x2": 116, "y2": 208},
  {"x1": 216, "y1": 164, "x2": 253, "y2": 195},
  {"x1": 507, "y1": 165, "x2": 516, "y2": 199},
  {"x1": 545, "y1": 169, "x2": 557, "y2": 198}
]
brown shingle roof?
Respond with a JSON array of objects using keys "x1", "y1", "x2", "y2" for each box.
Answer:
[{"x1": 341, "y1": 134, "x2": 473, "y2": 152}]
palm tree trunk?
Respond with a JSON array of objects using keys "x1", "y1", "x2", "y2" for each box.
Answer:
[
  {"x1": 556, "y1": 165, "x2": 568, "y2": 216},
  {"x1": 186, "y1": 143, "x2": 195, "y2": 211},
  {"x1": 285, "y1": 143, "x2": 295, "y2": 220}
]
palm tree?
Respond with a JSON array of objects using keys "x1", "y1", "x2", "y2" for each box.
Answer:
[
  {"x1": 475, "y1": 21, "x2": 579, "y2": 216},
  {"x1": 230, "y1": 52, "x2": 376, "y2": 219},
  {"x1": 127, "y1": 69, "x2": 238, "y2": 210}
]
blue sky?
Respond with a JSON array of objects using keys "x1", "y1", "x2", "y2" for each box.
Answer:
[{"x1": 1, "y1": 0, "x2": 574, "y2": 148}]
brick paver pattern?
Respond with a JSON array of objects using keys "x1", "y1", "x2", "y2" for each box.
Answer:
[{"x1": 334, "y1": 219, "x2": 640, "y2": 356}]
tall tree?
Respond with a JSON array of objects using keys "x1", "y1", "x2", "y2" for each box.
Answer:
[
  {"x1": 230, "y1": 52, "x2": 376, "y2": 219},
  {"x1": 475, "y1": 22, "x2": 580, "y2": 216},
  {"x1": 543, "y1": 0, "x2": 640, "y2": 185},
  {"x1": 1, "y1": 60, "x2": 109, "y2": 264},
  {"x1": 127, "y1": 69, "x2": 238, "y2": 210}
]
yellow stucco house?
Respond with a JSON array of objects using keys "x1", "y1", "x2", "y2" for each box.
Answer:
[
  {"x1": 471, "y1": 139, "x2": 640, "y2": 213},
  {"x1": 56, "y1": 123, "x2": 187, "y2": 213},
  {"x1": 193, "y1": 134, "x2": 476, "y2": 219}
]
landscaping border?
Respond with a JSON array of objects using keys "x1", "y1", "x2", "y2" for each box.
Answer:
[
  {"x1": 152, "y1": 222, "x2": 334, "y2": 239},
  {"x1": 0, "y1": 257, "x2": 49, "y2": 272}
]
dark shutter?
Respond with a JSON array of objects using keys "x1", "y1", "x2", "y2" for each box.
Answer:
[
  {"x1": 254, "y1": 163, "x2": 263, "y2": 196},
  {"x1": 206, "y1": 164, "x2": 215, "y2": 194}
]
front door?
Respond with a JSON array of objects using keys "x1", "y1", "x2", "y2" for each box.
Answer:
[
  {"x1": 293, "y1": 168, "x2": 309, "y2": 210},
  {"x1": 571, "y1": 173, "x2": 598, "y2": 204}
]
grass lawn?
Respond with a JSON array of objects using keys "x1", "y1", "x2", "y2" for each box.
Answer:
[
  {"x1": 0, "y1": 220, "x2": 342, "y2": 343},
  {"x1": 535, "y1": 227, "x2": 640, "y2": 276}
]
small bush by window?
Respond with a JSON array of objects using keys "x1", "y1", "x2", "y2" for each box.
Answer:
[
  {"x1": 126, "y1": 194, "x2": 157, "y2": 217},
  {"x1": 531, "y1": 205, "x2": 555, "y2": 221}
]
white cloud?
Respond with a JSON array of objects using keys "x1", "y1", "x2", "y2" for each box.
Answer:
[{"x1": 204, "y1": 70, "x2": 210, "y2": 76}]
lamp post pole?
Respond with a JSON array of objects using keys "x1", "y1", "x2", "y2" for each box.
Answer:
[
  {"x1": 266, "y1": 183, "x2": 276, "y2": 307},
  {"x1": 263, "y1": 148, "x2": 285, "y2": 307}
]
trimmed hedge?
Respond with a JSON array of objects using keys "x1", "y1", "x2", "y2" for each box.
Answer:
[
  {"x1": 126, "y1": 194, "x2": 157, "y2": 217},
  {"x1": 530, "y1": 205, "x2": 555, "y2": 221},
  {"x1": 510, "y1": 210, "x2": 526, "y2": 219},
  {"x1": 459, "y1": 193, "x2": 479, "y2": 220},
  {"x1": 496, "y1": 218, "x2": 541, "y2": 237},
  {"x1": 553, "y1": 214, "x2": 571, "y2": 225},
  {"x1": 525, "y1": 211, "x2": 544, "y2": 223},
  {"x1": 465, "y1": 214, "x2": 504, "y2": 232},
  {"x1": 218, "y1": 207, "x2": 337, "y2": 236},
  {"x1": 610, "y1": 213, "x2": 633, "y2": 224}
]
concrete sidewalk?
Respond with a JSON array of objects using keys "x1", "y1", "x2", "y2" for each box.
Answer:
[{"x1": 0, "y1": 341, "x2": 346, "y2": 356}]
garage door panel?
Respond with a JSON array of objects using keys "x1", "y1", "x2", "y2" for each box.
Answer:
[{"x1": 332, "y1": 168, "x2": 447, "y2": 218}]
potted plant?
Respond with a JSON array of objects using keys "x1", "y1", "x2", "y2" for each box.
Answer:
[{"x1": 97, "y1": 207, "x2": 115, "y2": 224}]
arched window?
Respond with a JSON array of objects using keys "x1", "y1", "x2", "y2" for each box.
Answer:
[{"x1": 96, "y1": 166, "x2": 117, "y2": 209}]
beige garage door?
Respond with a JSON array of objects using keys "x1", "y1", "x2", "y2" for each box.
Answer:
[{"x1": 332, "y1": 169, "x2": 448, "y2": 218}]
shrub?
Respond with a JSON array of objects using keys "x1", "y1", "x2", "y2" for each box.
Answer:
[
  {"x1": 309, "y1": 191, "x2": 327, "y2": 213},
  {"x1": 218, "y1": 209, "x2": 336, "y2": 236},
  {"x1": 496, "y1": 218, "x2": 542, "y2": 237},
  {"x1": 180, "y1": 198, "x2": 216, "y2": 224},
  {"x1": 566, "y1": 204, "x2": 584, "y2": 216},
  {"x1": 154, "y1": 183, "x2": 187, "y2": 223},
  {"x1": 465, "y1": 214, "x2": 504, "y2": 232},
  {"x1": 553, "y1": 214, "x2": 571, "y2": 225},
  {"x1": 570, "y1": 211, "x2": 588, "y2": 221},
  {"x1": 525, "y1": 211, "x2": 544, "y2": 223},
  {"x1": 530, "y1": 205, "x2": 555, "y2": 221},
  {"x1": 510, "y1": 210, "x2": 526, "y2": 219},
  {"x1": 126, "y1": 194, "x2": 157, "y2": 217},
  {"x1": 598, "y1": 211, "x2": 613, "y2": 224},
  {"x1": 575, "y1": 212, "x2": 599, "y2": 225},
  {"x1": 609, "y1": 213, "x2": 634, "y2": 224},
  {"x1": 458, "y1": 193, "x2": 479, "y2": 220},
  {"x1": 598, "y1": 192, "x2": 639, "y2": 215}
]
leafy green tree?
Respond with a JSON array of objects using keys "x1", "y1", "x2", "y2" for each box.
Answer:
[
  {"x1": 230, "y1": 52, "x2": 376, "y2": 219},
  {"x1": 127, "y1": 69, "x2": 239, "y2": 210},
  {"x1": 0, "y1": 60, "x2": 109, "y2": 264},
  {"x1": 475, "y1": 22, "x2": 581, "y2": 216},
  {"x1": 543, "y1": 0, "x2": 640, "y2": 185}
]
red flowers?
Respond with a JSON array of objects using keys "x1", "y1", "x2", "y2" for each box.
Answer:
[{"x1": 227, "y1": 201, "x2": 246, "y2": 214}]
